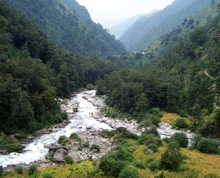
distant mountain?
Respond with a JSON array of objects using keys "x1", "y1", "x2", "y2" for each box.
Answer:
[
  {"x1": 6, "y1": 0, "x2": 127, "y2": 57},
  {"x1": 62, "y1": 0, "x2": 91, "y2": 22},
  {"x1": 119, "y1": 0, "x2": 196, "y2": 51},
  {"x1": 109, "y1": 10, "x2": 160, "y2": 39},
  {"x1": 129, "y1": 0, "x2": 211, "y2": 52}
]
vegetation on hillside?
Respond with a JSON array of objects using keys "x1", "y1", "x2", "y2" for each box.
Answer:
[{"x1": 6, "y1": 0, "x2": 127, "y2": 57}]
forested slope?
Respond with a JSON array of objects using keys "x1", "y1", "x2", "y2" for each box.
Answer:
[
  {"x1": 98, "y1": 4, "x2": 220, "y2": 136},
  {"x1": 119, "y1": 0, "x2": 194, "y2": 50},
  {"x1": 0, "y1": 0, "x2": 119, "y2": 135},
  {"x1": 5, "y1": 0, "x2": 126, "y2": 57}
]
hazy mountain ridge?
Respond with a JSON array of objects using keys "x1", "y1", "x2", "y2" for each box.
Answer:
[
  {"x1": 109, "y1": 10, "x2": 160, "y2": 39},
  {"x1": 6, "y1": 0, "x2": 126, "y2": 57},
  {"x1": 119, "y1": 0, "x2": 195, "y2": 50},
  {"x1": 129, "y1": 0, "x2": 212, "y2": 52}
]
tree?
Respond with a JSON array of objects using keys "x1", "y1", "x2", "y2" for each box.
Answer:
[
  {"x1": 135, "y1": 93, "x2": 149, "y2": 112},
  {"x1": 190, "y1": 104, "x2": 201, "y2": 125}
]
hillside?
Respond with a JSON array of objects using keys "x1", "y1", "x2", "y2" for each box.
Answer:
[
  {"x1": 0, "y1": 0, "x2": 119, "y2": 135},
  {"x1": 62, "y1": 0, "x2": 91, "y2": 22},
  {"x1": 120, "y1": 0, "x2": 211, "y2": 52},
  {"x1": 109, "y1": 10, "x2": 160, "y2": 39},
  {"x1": 129, "y1": 0, "x2": 212, "y2": 52},
  {"x1": 6, "y1": 0, "x2": 126, "y2": 57}
]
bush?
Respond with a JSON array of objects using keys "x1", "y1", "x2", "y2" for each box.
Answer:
[
  {"x1": 171, "y1": 133, "x2": 188, "y2": 148},
  {"x1": 149, "y1": 108, "x2": 163, "y2": 117},
  {"x1": 150, "y1": 115, "x2": 161, "y2": 126},
  {"x1": 132, "y1": 160, "x2": 146, "y2": 170},
  {"x1": 70, "y1": 133, "x2": 81, "y2": 140},
  {"x1": 78, "y1": 146, "x2": 82, "y2": 151},
  {"x1": 148, "y1": 143, "x2": 158, "y2": 152},
  {"x1": 191, "y1": 134, "x2": 202, "y2": 149},
  {"x1": 64, "y1": 155, "x2": 74, "y2": 164},
  {"x1": 175, "y1": 118, "x2": 188, "y2": 128},
  {"x1": 28, "y1": 164, "x2": 37, "y2": 175},
  {"x1": 89, "y1": 144, "x2": 100, "y2": 152},
  {"x1": 149, "y1": 125, "x2": 159, "y2": 136},
  {"x1": 61, "y1": 112, "x2": 68, "y2": 120},
  {"x1": 0, "y1": 165, "x2": 3, "y2": 176},
  {"x1": 138, "y1": 134, "x2": 158, "y2": 145},
  {"x1": 112, "y1": 160, "x2": 127, "y2": 177},
  {"x1": 14, "y1": 166, "x2": 23, "y2": 174},
  {"x1": 99, "y1": 156, "x2": 114, "y2": 175},
  {"x1": 119, "y1": 166, "x2": 139, "y2": 178},
  {"x1": 83, "y1": 142, "x2": 89, "y2": 148},
  {"x1": 43, "y1": 172, "x2": 53, "y2": 178},
  {"x1": 148, "y1": 160, "x2": 161, "y2": 171},
  {"x1": 55, "y1": 114, "x2": 63, "y2": 123},
  {"x1": 160, "y1": 141, "x2": 183, "y2": 170},
  {"x1": 58, "y1": 135, "x2": 69, "y2": 145},
  {"x1": 197, "y1": 138, "x2": 219, "y2": 154},
  {"x1": 163, "y1": 137, "x2": 172, "y2": 143}
]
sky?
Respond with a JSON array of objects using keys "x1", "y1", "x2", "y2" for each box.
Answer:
[{"x1": 77, "y1": 0, "x2": 175, "y2": 29}]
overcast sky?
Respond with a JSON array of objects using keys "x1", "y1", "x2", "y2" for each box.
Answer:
[{"x1": 77, "y1": 0, "x2": 175, "y2": 28}]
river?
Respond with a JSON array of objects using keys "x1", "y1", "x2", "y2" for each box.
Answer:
[{"x1": 0, "y1": 90, "x2": 111, "y2": 167}]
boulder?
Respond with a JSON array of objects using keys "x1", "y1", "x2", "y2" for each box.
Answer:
[
  {"x1": 72, "y1": 104, "x2": 78, "y2": 112},
  {"x1": 116, "y1": 127, "x2": 127, "y2": 133},
  {"x1": 49, "y1": 146, "x2": 68, "y2": 153},
  {"x1": 52, "y1": 149, "x2": 67, "y2": 163}
]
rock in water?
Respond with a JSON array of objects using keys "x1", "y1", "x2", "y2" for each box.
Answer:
[{"x1": 52, "y1": 149, "x2": 68, "y2": 163}]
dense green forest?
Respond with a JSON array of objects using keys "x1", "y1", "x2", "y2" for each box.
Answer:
[
  {"x1": 0, "y1": 0, "x2": 119, "y2": 135},
  {"x1": 5, "y1": 0, "x2": 126, "y2": 57},
  {"x1": 120, "y1": 0, "x2": 211, "y2": 52},
  {"x1": 62, "y1": 0, "x2": 91, "y2": 22},
  {"x1": 98, "y1": 2, "x2": 220, "y2": 136}
]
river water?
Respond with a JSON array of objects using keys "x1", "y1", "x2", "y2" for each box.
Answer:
[{"x1": 0, "y1": 90, "x2": 111, "y2": 167}]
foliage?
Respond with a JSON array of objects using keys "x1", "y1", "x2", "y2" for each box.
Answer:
[
  {"x1": 58, "y1": 136, "x2": 69, "y2": 145},
  {"x1": 89, "y1": 144, "x2": 100, "y2": 152},
  {"x1": 14, "y1": 166, "x2": 23, "y2": 174},
  {"x1": 0, "y1": 136, "x2": 23, "y2": 153},
  {"x1": 82, "y1": 142, "x2": 89, "y2": 148},
  {"x1": 191, "y1": 134, "x2": 203, "y2": 149},
  {"x1": 148, "y1": 143, "x2": 158, "y2": 152},
  {"x1": 112, "y1": 160, "x2": 127, "y2": 177},
  {"x1": 148, "y1": 125, "x2": 160, "y2": 136},
  {"x1": 64, "y1": 155, "x2": 74, "y2": 164},
  {"x1": 61, "y1": 112, "x2": 68, "y2": 120},
  {"x1": 69, "y1": 133, "x2": 81, "y2": 140},
  {"x1": 171, "y1": 133, "x2": 188, "y2": 148},
  {"x1": 28, "y1": 164, "x2": 38, "y2": 175},
  {"x1": 118, "y1": 166, "x2": 139, "y2": 178},
  {"x1": 43, "y1": 172, "x2": 53, "y2": 178},
  {"x1": 148, "y1": 160, "x2": 161, "y2": 171},
  {"x1": 160, "y1": 141, "x2": 183, "y2": 170},
  {"x1": 175, "y1": 118, "x2": 188, "y2": 128},
  {"x1": 132, "y1": 160, "x2": 146, "y2": 170},
  {"x1": 99, "y1": 156, "x2": 114, "y2": 175},
  {"x1": 197, "y1": 138, "x2": 220, "y2": 154},
  {"x1": 138, "y1": 134, "x2": 159, "y2": 145},
  {"x1": 0, "y1": 165, "x2": 3, "y2": 176}
]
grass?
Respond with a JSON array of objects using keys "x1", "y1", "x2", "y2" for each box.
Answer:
[{"x1": 160, "y1": 112, "x2": 189, "y2": 126}]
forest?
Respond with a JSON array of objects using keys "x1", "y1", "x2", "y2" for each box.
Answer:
[
  {"x1": 0, "y1": 0, "x2": 119, "y2": 135},
  {"x1": 5, "y1": 0, "x2": 127, "y2": 57}
]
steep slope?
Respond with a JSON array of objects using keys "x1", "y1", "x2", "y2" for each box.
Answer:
[
  {"x1": 130, "y1": 0, "x2": 212, "y2": 52},
  {"x1": 119, "y1": 0, "x2": 195, "y2": 50},
  {"x1": 62, "y1": 0, "x2": 91, "y2": 22},
  {"x1": 109, "y1": 10, "x2": 160, "y2": 39},
  {"x1": 6, "y1": 0, "x2": 126, "y2": 57}
]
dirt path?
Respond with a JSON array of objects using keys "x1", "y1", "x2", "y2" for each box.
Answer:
[{"x1": 204, "y1": 69, "x2": 219, "y2": 109}]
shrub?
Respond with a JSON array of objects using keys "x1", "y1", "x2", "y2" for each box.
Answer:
[
  {"x1": 112, "y1": 160, "x2": 127, "y2": 177},
  {"x1": 61, "y1": 112, "x2": 68, "y2": 120},
  {"x1": 176, "y1": 118, "x2": 188, "y2": 128},
  {"x1": 58, "y1": 135, "x2": 69, "y2": 145},
  {"x1": 64, "y1": 155, "x2": 74, "y2": 164},
  {"x1": 83, "y1": 142, "x2": 89, "y2": 148},
  {"x1": 99, "y1": 156, "x2": 114, "y2": 175},
  {"x1": 171, "y1": 133, "x2": 188, "y2": 148},
  {"x1": 138, "y1": 134, "x2": 158, "y2": 145},
  {"x1": 119, "y1": 166, "x2": 139, "y2": 178},
  {"x1": 89, "y1": 144, "x2": 100, "y2": 152},
  {"x1": 0, "y1": 165, "x2": 3, "y2": 176},
  {"x1": 160, "y1": 141, "x2": 183, "y2": 170},
  {"x1": 14, "y1": 166, "x2": 23, "y2": 174},
  {"x1": 55, "y1": 114, "x2": 63, "y2": 123},
  {"x1": 163, "y1": 137, "x2": 172, "y2": 143},
  {"x1": 191, "y1": 134, "x2": 202, "y2": 149},
  {"x1": 149, "y1": 108, "x2": 163, "y2": 117},
  {"x1": 150, "y1": 115, "x2": 161, "y2": 126},
  {"x1": 132, "y1": 160, "x2": 146, "y2": 170},
  {"x1": 70, "y1": 133, "x2": 81, "y2": 140},
  {"x1": 197, "y1": 138, "x2": 219, "y2": 154},
  {"x1": 43, "y1": 172, "x2": 53, "y2": 178},
  {"x1": 28, "y1": 164, "x2": 37, "y2": 175},
  {"x1": 148, "y1": 143, "x2": 158, "y2": 152},
  {"x1": 149, "y1": 125, "x2": 159, "y2": 136},
  {"x1": 148, "y1": 160, "x2": 161, "y2": 171},
  {"x1": 78, "y1": 146, "x2": 82, "y2": 151}
]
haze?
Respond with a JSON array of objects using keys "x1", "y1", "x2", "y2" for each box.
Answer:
[{"x1": 77, "y1": 0, "x2": 175, "y2": 28}]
